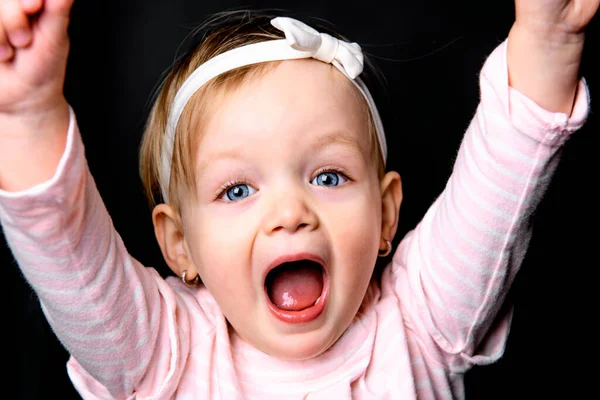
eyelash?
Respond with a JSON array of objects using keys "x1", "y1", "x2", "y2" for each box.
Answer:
[
  {"x1": 213, "y1": 167, "x2": 352, "y2": 201},
  {"x1": 312, "y1": 166, "x2": 351, "y2": 183},
  {"x1": 214, "y1": 179, "x2": 252, "y2": 201}
]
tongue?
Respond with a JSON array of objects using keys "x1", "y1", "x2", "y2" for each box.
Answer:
[{"x1": 267, "y1": 262, "x2": 323, "y2": 311}]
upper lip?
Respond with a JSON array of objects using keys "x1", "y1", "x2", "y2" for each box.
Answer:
[{"x1": 262, "y1": 252, "x2": 327, "y2": 284}]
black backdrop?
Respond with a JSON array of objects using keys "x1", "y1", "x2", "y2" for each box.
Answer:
[{"x1": 2, "y1": 1, "x2": 598, "y2": 398}]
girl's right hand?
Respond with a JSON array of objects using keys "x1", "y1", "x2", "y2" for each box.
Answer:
[
  {"x1": 0, "y1": 0, "x2": 74, "y2": 192},
  {"x1": 0, "y1": 0, "x2": 74, "y2": 116}
]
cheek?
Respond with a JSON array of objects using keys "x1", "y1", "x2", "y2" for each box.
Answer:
[
  {"x1": 325, "y1": 188, "x2": 382, "y2": 276},
  {"x1": 323, "y1": 189, "x2": 381, "y2": 328},
  {"x1": 187, "y1": 210, "x2": 256, "y2": 295},
  {"x1": 340, "y1": 217, "x2": 380, "y2": 280}
]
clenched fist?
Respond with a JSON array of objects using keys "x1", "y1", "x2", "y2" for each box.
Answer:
[{"x1": 0, "y1": 0, "x2": 73, "y2": 115}]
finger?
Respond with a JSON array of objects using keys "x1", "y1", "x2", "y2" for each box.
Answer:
[
  {"x1": 44, "y1": 0, "x2": 74, "y2": 16},
  {"x1": 20, "y1": 0, "x2": 43, "y2": 15},
  {"x1": 0, "y1": 20, "x2": 15, "y2": 61},
  {"x1": 34, "y1": 0, "x2": 73, "y2": 47},
  {"x1": 0, "y1": 0, "x2": 32, "y2": 48}
]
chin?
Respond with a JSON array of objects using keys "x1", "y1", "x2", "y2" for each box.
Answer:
[{"x1": 258, "y1": 322, "x2": 344, "y2": 361}]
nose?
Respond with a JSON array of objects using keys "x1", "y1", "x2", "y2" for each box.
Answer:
[{"x1": 262, "y1": 185, "x2": 319, "y2": 235}]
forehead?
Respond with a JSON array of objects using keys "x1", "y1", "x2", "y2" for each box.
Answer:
[{"x1": 198, "y1": 59, "x2": 370, "y2": 155}]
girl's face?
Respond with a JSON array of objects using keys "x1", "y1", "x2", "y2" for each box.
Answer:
[{"x1": 179, "y1": 59, "x2": 394, "y2": 360}]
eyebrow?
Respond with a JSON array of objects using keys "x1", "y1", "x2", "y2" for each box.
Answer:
[
  {"x1": 196, "y1": 130, "x2": 363, "y2": 178},
  {"x1": 196, "y1": 150, "x2": 242, "y2": 179},
  {"x1": 309, "y1": 131, "x2": 363, "y2": 153}
]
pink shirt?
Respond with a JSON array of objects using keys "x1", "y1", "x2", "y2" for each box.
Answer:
[{"x1": 0, "y1": 41, "x2": 589, "y2": 399}]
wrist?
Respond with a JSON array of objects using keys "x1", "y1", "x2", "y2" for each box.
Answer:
[
  {"x1": 507, "y1": 22, "x2": 584, "y2": 114},
  {"x1": 510, "y1": 20, "x2": 585, "y2": 56},
  {"x1": 0, "y1": 98, "x2": 69, "y2": 139},
  {"x1": 0, "y1": 101, "x2": 70, "y2": 192}
]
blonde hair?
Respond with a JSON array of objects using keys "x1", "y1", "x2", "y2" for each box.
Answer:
[{"x1": 139, "y1": 10, "x2": 385, "y2": 214}]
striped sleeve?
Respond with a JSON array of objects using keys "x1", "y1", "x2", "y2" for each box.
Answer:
[
  {"x1": 0, "y1": 109, "x2": 173, "y2": 398},
  {"x1": 391, "y1": 40, "x2": 589, "y2": 371}
]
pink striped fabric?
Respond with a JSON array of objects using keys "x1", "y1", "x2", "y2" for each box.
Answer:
[{"x1": 0, "y1": 40, "x2": 589, "y2": 399}]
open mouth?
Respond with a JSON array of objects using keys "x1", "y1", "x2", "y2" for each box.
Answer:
[{"x1": 264, "y1": 258, "x2": 328, "y2": 324}]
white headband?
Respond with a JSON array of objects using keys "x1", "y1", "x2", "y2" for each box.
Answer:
[{"x1": 160, "y1": 16, "x2": 387, "y2": 203}]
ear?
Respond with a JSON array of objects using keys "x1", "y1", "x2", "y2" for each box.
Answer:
[
  {"x1": 379, "y1": 171, "x2": 403, "y2": 248},
  {"x1": 152, "y1": 204, "x2": 198, "y2": 280}
]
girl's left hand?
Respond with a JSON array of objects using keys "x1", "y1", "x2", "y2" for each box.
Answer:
[
  {"x1": 508, "y1": 0, "x2": 598, "y2": 113},
  {"x1": 515, "y1": 0, "x2": 599, "y2": 38}
]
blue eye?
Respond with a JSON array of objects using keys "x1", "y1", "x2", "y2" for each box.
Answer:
[
  {"x1": 311, "y1": 171, "x2": 347, "y2": 187},
  {"x1": 222, "y1": 183, "x2": 256, "y2": 201}
]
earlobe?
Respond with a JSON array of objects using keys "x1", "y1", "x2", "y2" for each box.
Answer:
[
  {"x1": 152, "y1": 204, "x2": 198, "y2": 280},
  {"x1": 379, "y1": 171, "x2": 403, "y2": 247}
]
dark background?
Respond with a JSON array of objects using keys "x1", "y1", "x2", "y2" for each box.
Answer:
[{"x1": 2, "y1": 1, "x2": 598, "y2": 398}]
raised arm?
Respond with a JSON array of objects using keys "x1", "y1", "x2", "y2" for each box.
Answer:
[
  {"x1": 0, "y1": 2, "x2": 174, "y2": 397},
  {"x1": 390, "y1": 0, "x2": 596, "y2": 369}
]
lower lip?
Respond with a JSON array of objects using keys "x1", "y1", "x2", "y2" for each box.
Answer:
[{"x1": 265, "y1": 271, "x2": 329, "y2": 324}]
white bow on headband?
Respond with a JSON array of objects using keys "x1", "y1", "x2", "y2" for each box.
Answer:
[
  {"x1": 160, "y1": 17, "x2": 386, "y2": 203},
  {"x1": 270, "y1": 17, "x2": 364, "y2": 78}
]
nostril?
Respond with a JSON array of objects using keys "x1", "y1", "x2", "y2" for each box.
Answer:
[
  {"x1": 265, "y1": 201, "x2": 319, "y2": 234},
  {"x1": 271, "y1": 223, "x2": 307, "y2": 233}
]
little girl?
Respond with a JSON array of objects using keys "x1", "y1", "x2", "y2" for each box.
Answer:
[{"x1": 0, "y1": 0, "x2": 596, "y2": 399}]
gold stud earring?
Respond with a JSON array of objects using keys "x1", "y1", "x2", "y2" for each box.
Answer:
[
  {"x1": 378, "y1": 240, "x2": 392, "y2": 257},
  {"x1": 181, "y1": 269, "x2": 201, "y2": 287}
]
